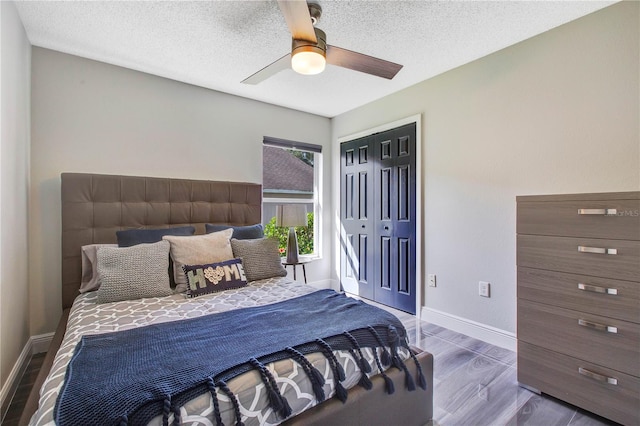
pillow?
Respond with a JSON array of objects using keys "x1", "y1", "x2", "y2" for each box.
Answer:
[
  {"x1": 205, "y1": 223, "x2": 264, "y2": 240},
  {"x1": 230, "y1": 238, "x2": 287, "y2": 282},
  {"x1": 95, "y1": 240, "x2": 173, "y2": 304},
  {"x1": 80, "y1": 244, "x2": 118, "y2": 293},
  {"x1": 116, "y1": 226, "x2": 196, "y2": 289},
  {"x1": 116, "y1": 226, "x2": 195, "y2": 247},
  {"x1": 162, "y1": 228, "x2": 234, "y2": 292},
  {"x1": 183, "y1": 258, "x2": 248, "y2": 298}
]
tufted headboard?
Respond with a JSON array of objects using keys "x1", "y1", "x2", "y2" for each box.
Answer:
[{"x1": 61, "y1": 173, "x2": 262, "y2": 309}]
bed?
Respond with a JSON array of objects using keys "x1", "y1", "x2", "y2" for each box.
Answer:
[{"x1": 20, "y1": 173, "x2": 433, "y2": 426}]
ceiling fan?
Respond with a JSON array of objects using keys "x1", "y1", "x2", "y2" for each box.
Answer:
[{"x1": 242, "y1": 0, "x2": 403, "y2": 84}]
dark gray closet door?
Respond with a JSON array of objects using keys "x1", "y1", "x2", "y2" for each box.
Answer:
[
  {"x1": 372, "y1": 123, "x2": 417, "y2": 314},
  {"x1": 340, "y1": 123, "x2": 417, "y2": 314},
  {"x1": 340, "y1": 135, "x2": 374, "y2": 300}
]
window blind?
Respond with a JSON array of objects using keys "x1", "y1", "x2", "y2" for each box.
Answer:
[{"x1": 263, "y1": 136, "x2": 322, "y2": 153}]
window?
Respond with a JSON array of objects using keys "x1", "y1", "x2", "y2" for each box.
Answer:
[{"x1": 262, "y1": 137, "x2": 322, "y2": 258}]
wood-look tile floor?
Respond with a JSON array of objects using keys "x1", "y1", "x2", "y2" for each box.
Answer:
[
  {"x1": 391, "y1": 307, "x2": 620, "y2": 426},
  {"x1": 4, "y1": 307, "x2": 620, "y2": 426},
  {"x1": 2, "y1": 352, "x2": 45, "y2": 426}
]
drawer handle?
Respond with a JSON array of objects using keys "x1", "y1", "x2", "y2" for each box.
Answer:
[
  {"x1": 577, "y1": 208, "x2": 617, "y2": 216},
  {"x1": 578, "y1": 318, "x2": 618, "y2": 334},
  {"x1": 577, "y1": 245, "x2": 617, "y2": 255},
  {"x1": 578, "y1": 367, "x2": 618, "y2": 385},
  {"x1": 577, "y1": 283, "x2": 618, "y2": 295}
]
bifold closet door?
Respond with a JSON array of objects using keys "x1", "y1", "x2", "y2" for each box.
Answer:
[
  {"x1": 372, "y1": 124, "x2": 416, "y2": 314},
  {"x1": 340, "y1": 136, "x2": 374, "y2": 300},
  {"x1": 340, "y1": 123, "x2": 416, "y2": 314}
]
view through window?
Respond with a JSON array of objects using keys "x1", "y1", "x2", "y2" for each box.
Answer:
[{"x1": 262, "y1": 138, "x2": 320, "y2": 258}]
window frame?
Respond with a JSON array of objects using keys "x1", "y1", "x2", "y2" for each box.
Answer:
[{"x1": 262, "y1": 137, "x2": 322, "y2": 260}]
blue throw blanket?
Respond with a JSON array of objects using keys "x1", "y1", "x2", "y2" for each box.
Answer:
[{"x1": 54, "y1": 289, "x2": 426, "y2": 426}]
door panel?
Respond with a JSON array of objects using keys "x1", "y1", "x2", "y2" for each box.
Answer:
[
  {"x1": 345, "y1": 233, "x2": 355, "y2": 279},
  {"x1": 398, "y1": 165, "x2": 410, "y2": 221},
  {"x1": 345, "y1": 172, "x2": 354, "y2": 219},
  {"x1": 359, "y1": 144, "x2": 369, "y2": 163},
  {"x1": 359, "y1": 172, "x2": 368, "y2": 219},
  {"x1": 380, "y1": 168, "x2": 391, "y2": 220},
  {"x1": 359, "y1": 235, "x2": 369, "y2": 283},
  {"x1": 399, "y1": 135, "x2": 410, "y2": 157},
  {"x1": 381, "y1": 236, "x2": 391, "y2": 289},
  {"x1": 399, "y1": 238, "x2": 410, "y2": 294}
]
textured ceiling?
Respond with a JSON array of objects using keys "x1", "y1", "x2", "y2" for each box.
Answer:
[{"x1": 15, "y1": 1, "x2": 615, "y2": 118}]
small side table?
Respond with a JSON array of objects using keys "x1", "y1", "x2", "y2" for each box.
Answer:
[{"x1": 281, "y1": 258, "x2": 313, "y2": 283}]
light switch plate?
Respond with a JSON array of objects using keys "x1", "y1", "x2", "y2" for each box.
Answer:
[
  {"x1": 479, "y1": 281, "x2": 490, "y2": 297},
  {"x1": 428, "y1": 274, "x2": 436, "y2": 287}
]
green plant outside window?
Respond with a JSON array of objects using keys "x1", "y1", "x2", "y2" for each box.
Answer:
[{"x1": 264, "y1": 212, "x2": 314, "y2": 256}]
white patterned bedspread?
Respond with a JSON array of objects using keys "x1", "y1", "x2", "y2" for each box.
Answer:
[{"x1": 30, "y1": 277, "x2": 408, "y2": 425}]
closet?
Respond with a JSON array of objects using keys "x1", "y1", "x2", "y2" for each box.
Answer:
[{"x1": 340, "y1": 123, "x2": 417, "y2": 314}]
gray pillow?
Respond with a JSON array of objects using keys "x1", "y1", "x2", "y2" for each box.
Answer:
[
  {"x1": 80, "y1": 243, "x2": 118, "y2": 293},
  {"x1": 116, "y1": 226, "x2": 195, "y2": 247},
  {"x1": 230, "y1": 238, "x2": 287, "y2": 282},
  {"x1": 96, "y1": 240, "x2": 173, "y2": 304},
  {"x1": 205, "y1": 223, "x2": 264, "y2": 240}
]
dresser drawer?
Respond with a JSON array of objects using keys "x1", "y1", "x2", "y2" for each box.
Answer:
[
  {"x1": 517, "y1": 199, "x2": 640, "y2": 240},
  {"x1": 518, "y1": 341, "x2": 640, "y2": 426},
  {"x1": 518, "y1": 267, "x2": 640, "y2": 323},
  {"x1": 518, "y1": 299, "x2": 639, "y2": 376},
  {"x1": 517, "y1": 235, "x2": 640, "y2": 282}
]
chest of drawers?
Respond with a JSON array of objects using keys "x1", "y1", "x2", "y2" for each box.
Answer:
[{"x1": 516, "y1": 192, "x2": 640, "y2": 425}]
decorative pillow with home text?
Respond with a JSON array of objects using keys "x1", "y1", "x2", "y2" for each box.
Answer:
[
  {"x1": 182, "y1": 258, "x2": 248, "y2": 298},
  {"x1": 163, "y1": 228, "x2": 234, "y2": 293}
]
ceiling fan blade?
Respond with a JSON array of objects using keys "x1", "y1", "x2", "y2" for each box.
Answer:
[
  {"x1": 241, "y1": 53, "x2": 291, "y2": 84},
  {"x1": 326, "y1": 45, "x2": 403, "y2": 80},
  {"x1": 277, "y1": 0, "x2": 317, "y2": 43}
]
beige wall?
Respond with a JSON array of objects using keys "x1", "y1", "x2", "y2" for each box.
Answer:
[
  {"x1": 332, "y1": 2, "x2": 639, "y2": 336},
  {"x1": 30, "y1": 48, "x2": 332, "y2": 335},
  {"x1": 1, "y1": 0, "x2": 31, "y2": 393}
]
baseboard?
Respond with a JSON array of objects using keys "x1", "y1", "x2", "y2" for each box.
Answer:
[
  {"x1": 0, "y1": 339, "x2": 33, "y2": 421},
  {"x1": 31, "y1": 332, "x2": 54, "y2": 354},
  {"x1": 308, "y1": 278, "x2": 339, "y2": 291},
  {"x1": 0, "y1": 332, "x2": 54, "y2": 421},
  {"x1": 421, "y1": 306, "x2": 516, "y2": 351}
]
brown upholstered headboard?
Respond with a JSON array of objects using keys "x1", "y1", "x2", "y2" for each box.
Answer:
[{"x1": 61, "y1": 173, "x2": 262, "y2": 309}]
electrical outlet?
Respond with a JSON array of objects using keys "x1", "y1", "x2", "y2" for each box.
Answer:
[
  {"x1": 428, "y1": 274, "x2": 437, "y2": 287},
  {"x1": 479, "y1": 281, "x2": 490, "y2": 297}
]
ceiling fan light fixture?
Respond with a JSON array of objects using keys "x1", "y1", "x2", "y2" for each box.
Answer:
[
  {"x1": 291, "y1": 49, "x2": 326, "y2": 75},
  {"x1": 243, "y1": 1, "x2": 402, "y2": 85},
  {"x1": 291, "y1": 27, "x2": 327, "y2": 75}
]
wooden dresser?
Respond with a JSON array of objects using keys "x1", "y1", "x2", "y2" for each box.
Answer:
[{"x1": 516, "y1": 192, "x2": 640, "y2": 425}]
